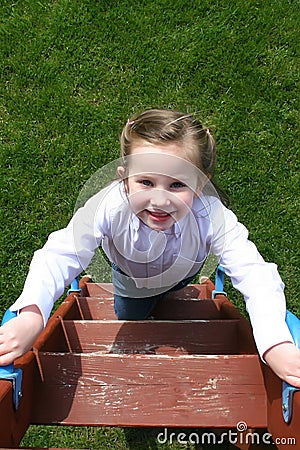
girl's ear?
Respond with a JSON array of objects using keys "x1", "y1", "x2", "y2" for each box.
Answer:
[
  {"x1": 117, "y1": 166, "x2": 129, "y2": 193},
  {"x1": 117, "y1": 166, "x2": 125, "y2": 178}
]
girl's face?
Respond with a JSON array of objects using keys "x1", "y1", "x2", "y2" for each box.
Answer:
[{"x1": 119, "y1": 141, "x2": 204, "y2": 232}]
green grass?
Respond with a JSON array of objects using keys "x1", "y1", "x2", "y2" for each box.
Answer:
[{"x1": 0, "y1": 0, "x2": 299, "y2": 448}]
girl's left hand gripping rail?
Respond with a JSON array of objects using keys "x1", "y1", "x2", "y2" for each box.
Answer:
[
  {"x1": 214, "y1": 265, "x2": 300, "y2": 424},
  {"x1": 0, "y1": 309, "x2": 23, "y2": 409}
]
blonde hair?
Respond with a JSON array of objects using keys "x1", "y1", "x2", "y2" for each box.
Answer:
[{"x1": 120, "y1": 109, "x2": 229, "y2": 205}]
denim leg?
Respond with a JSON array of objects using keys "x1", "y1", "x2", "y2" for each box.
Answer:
[
  {"x1": 112, "y1": 264, "x2": 199, "y2": 320},
  {"x1": 112, "y1": 264, "x2": 161, "y2": 320},
  {"x1": 114, "y1": 293, "x2": 161, "y2": 320}
]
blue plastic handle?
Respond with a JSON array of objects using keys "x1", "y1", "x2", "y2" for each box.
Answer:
[
  {"x1": 282, "y1": 310, "x2": 300, "y2": 423},
  {"x1": 0, "y1": 309, "x2": 23, "y2": 409},
  {"x1": 285, "y1": 310, "x2": 300, "y2": 348},
  {"x1": 212, "y1": 265, "x2": 227, "y2": 299},
  {"x1": 1, "y1": 310, "x2": 18, "y2": 373},
  {"x1": 67, "y1": 276, "x2": 82, "y2": 295}
]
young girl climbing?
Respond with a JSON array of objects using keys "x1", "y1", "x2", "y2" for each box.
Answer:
[{"x1": 0, "y1": 109, "x2": 299, "y2": 387}]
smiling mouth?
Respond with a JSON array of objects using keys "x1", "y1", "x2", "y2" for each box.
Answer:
[{"x1": 146, "y1": 209, "x2": 173, "y2": 222}]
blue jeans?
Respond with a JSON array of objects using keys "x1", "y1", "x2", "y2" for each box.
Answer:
[{"x1": 112, "y1": 264, "x2": 197, "y2": 320}]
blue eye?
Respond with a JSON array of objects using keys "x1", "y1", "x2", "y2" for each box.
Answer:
[
  {"x1": 140, "y1": 179, "x2": 153, "y2": 186},
  {"x1": 171, "y1": 181, "x2": 186, "y2": 189}
]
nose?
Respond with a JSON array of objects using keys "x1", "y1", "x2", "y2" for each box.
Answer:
[{"x1": 150, "y1": 189, "x2": 171, "y2": 209}]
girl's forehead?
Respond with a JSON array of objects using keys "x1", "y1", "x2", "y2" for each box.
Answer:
[
  {"x1": 127, "y1": 152, "x2": 193, "y2": 174},
  {"x1": 127, "y1": 141, "x2": 193, "y2": 172},
  {"x1": 125, "y1": 152, "x2": 206, "y2": 188}
]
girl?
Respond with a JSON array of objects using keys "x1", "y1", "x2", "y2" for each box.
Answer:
[{"x1": 0, "y1": 109, "x2": 299, "y2": 387}]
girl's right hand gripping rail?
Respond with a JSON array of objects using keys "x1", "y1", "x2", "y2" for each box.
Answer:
[
  {"x1": 0, "y1": 309, "x2": 23, "y2": 409},
  {"x1": 0, "y1": 276, "x2": 81, "y2": 411}
]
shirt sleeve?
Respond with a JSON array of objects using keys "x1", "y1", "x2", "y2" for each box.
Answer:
[
  {"x1": 209, "y1": 202, "x2": 293, "y2": 360},
  {"x1": 9, "y1": 190, "x2": 107, "y2": 325}
]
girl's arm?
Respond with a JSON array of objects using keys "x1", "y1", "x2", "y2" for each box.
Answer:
[
  {"x1": 1, "y1": 188, "x2": 110, "y2": 364},
  {"x1": 209, "y1": 200, "x2": 297, "y2": 382},
  {"x1": 9, "y1": 189, "x2": 107, "y2": 323}
]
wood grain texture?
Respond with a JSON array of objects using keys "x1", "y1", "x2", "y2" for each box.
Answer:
[
  {"x1": 31, "y1": 352, "x2": 267, "y2": 428},
  {"x1": 77, "y1": 297, "x2": 224, "y2": 321},
  {"x1": 63, "y1": 319, "x2": 240, "y2": 354}
]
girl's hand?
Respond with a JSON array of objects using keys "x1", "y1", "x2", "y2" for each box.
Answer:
[
  {"x1": 264, "y1": 342, "x2": 300, "y2": 388},
  {"x1": 0, "y1": 305, "x2": 44, "y2": 366}
]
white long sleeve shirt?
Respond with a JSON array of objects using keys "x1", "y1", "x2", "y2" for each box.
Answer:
[{"x1": 10, "y1": 180, "x2": 293, "y2": 358}]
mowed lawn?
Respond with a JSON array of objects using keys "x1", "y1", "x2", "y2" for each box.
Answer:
[{"x1": 0, "y1": 0, "x2": 299, "y2": 448}]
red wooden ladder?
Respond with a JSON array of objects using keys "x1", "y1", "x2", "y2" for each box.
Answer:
[{"x1": 0, "y1": 277, "x2": 299, "y2": 449}]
